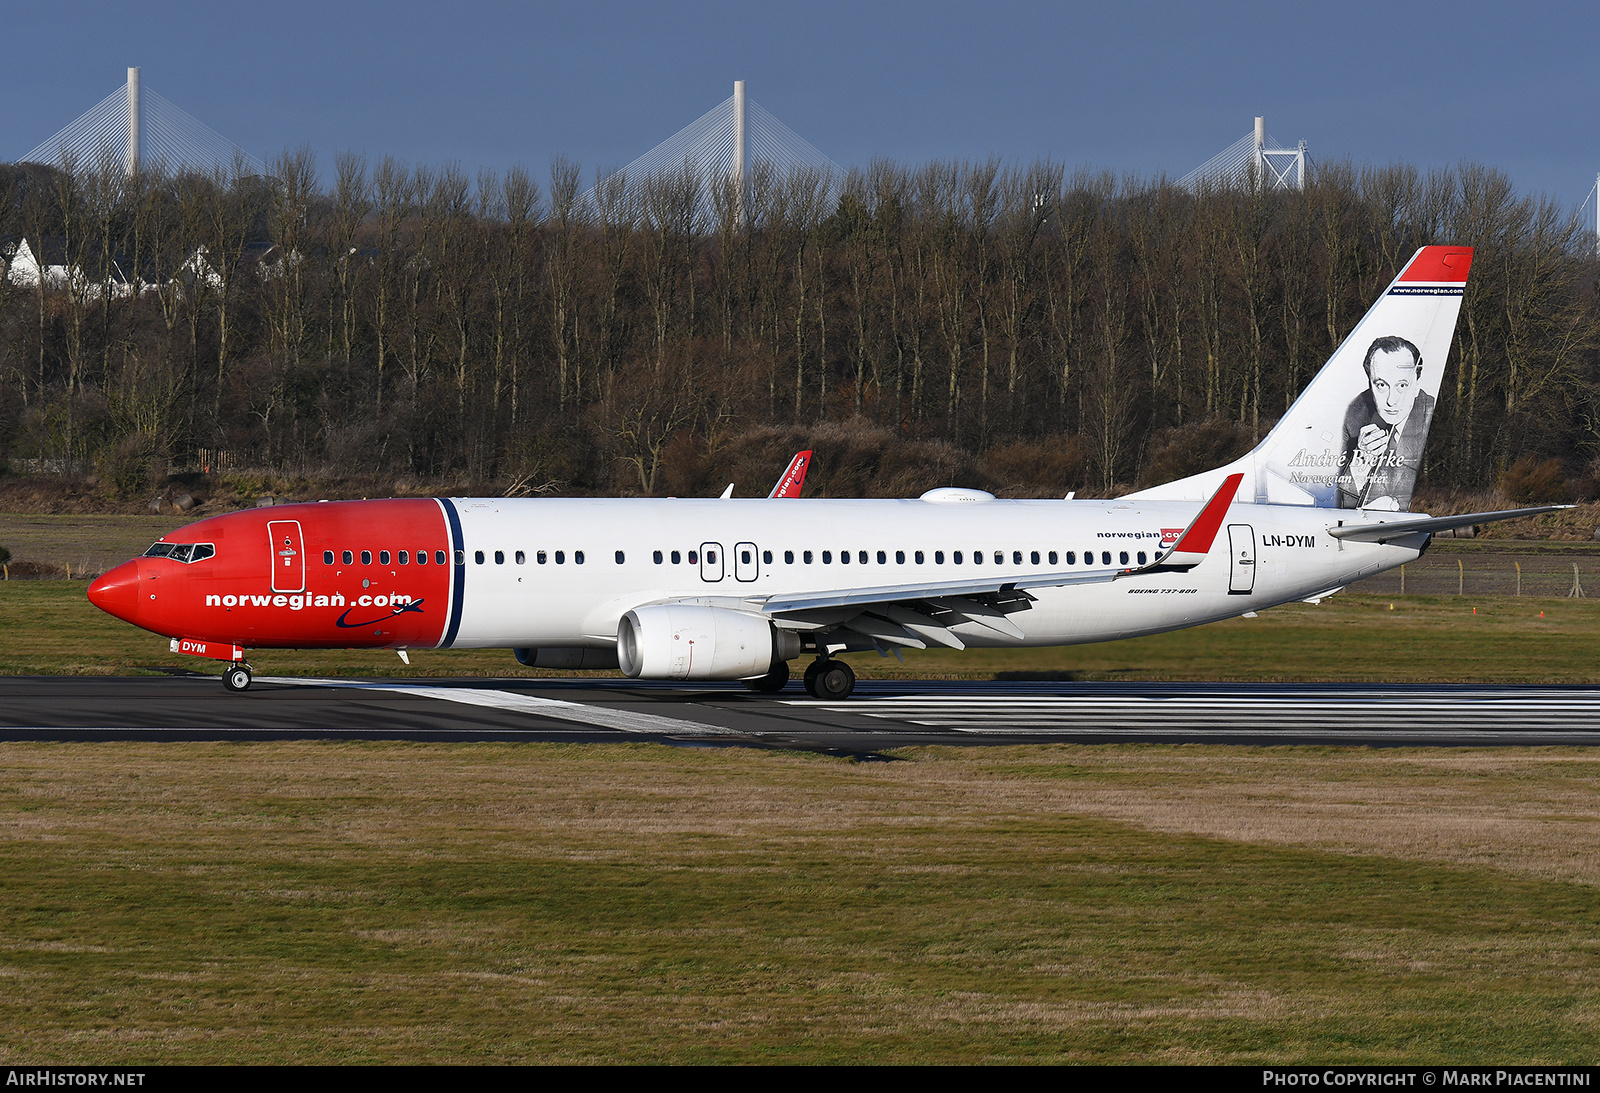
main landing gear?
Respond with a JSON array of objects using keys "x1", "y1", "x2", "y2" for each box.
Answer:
[
  {"x1": 223, "y1": 662, "x2": 253, "y2": 692},
  {"x1": 802, "y1": 657, "x2": 855, "y2": 700},
  {"x1": 743, "y1": 659, "x2": 791, "y2": 693}
]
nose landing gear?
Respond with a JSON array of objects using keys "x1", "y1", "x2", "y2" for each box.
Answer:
[
  {"x1": 223, "y1": 663, "x2": 253, "y2": 692},
  {"x1": 802, "y1": 657, "x2": 856, "y2": 700}
]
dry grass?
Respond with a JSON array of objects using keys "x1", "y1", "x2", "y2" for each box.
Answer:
[{"x1": 2, "y1": 742, "x2": 1600, "y2": 1063}]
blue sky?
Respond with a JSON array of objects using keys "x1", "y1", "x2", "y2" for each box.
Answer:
[{"x1": 5, "y1": 0, "x2": 1597, "y2": 214}]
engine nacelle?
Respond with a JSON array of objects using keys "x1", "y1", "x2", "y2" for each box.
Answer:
[{"x1": 618, "y1": 605, "x2": 799, "y2": 680}]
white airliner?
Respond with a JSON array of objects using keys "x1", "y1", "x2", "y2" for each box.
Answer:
[{"x1": 87, "y1": 245, "x2": 1558, "y2": 696}]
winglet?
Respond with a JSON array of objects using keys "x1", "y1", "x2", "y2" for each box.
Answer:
[
  {"x1": 1140, "y1": 472, "x2": 1243, "y2": 573},
  {"x1": 768, "y1": 450, "x2": 813, "y2": 499}
]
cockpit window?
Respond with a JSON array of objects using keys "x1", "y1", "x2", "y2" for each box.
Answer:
[{"x1": 142, "y1": 542, "x2": 214, "y2": 563}]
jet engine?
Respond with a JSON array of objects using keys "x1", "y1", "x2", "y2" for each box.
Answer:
[{"x1": 618, "y1": 605, "x2": 800, "y2": 680}]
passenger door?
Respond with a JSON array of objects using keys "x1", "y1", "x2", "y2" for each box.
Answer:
[
  {"x1": 734, "y1": 541, "x2": 758, "y2": 582},
  {"x1": 699, "y1": 542, "x2": 724, "y2": 583},
  {"x1": 268, "y1": 520, "x2": 305, "y2": 593},
  {"x1": 1227, "y1": 524, "x2": 1256, "y2": 594}
]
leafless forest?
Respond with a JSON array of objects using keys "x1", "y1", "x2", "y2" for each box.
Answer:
[{"x1": 1, "y1": 150, "x2": 1597, "y2": 502}]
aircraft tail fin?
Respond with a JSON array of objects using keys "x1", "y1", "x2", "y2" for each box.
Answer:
[{"x1": 1128, "y1": 245, "x2": 1472, "y2": 512}]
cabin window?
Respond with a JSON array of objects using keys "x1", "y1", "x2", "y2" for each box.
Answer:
[
  {"x1": 323, "y1": 550, "x2": 334, "y2": 565},
  {"x1": 935, "y1": 551, "x2": 945, "y2": 564},
  {"x1": 437, "y1": 551, "x2": 448, "y2": 565},
  {"x1": 1138, "y1": 551, "x2": 1147, "y2": 565},
  {"x1": 671, "y1": 550, "x2": 681, "y2": 564},
  {"x1": 1065, "y1": 551, "x2": 1075, "y2": 565},
  {"x1": 555, "y1": 551, "x2": 565, "y2": 564},
  {"x1": 859, "y1": 551, "x2": 869, "y2": 564},
  {"x1": 1102, "y1": 552, "x2": 1111, "y2": 565},
  {"x1": 537, "y1": 551, "x2": 547, "y2": 564},
  {"x1": 915, "y1": 551, "x2": 925, "y2": 564},
  {"x1": 839, "y1": 550, "x2": 849, "y2": 565},
  {"x1": 688, "y1": 550, "x2": 698, "y2": 564},
  {"x1": 1014, "y1": 551, "x2": 1023, "y2": 565},
  {"x1": 972, "y1": 551, "x2": 982, "y2": 565},
  {"x1": 953, "y1": 551, "x2": 963, "y2": 564},
  {"x1": 822, "y1": 551, "x2": 832, "y2": 564},
  {"x1": 996, "y1": 552, "x2": 1004, "y2": 565},
  {"x1": 614, "y1": 551, "x2": 624, "y2": 564},
  {"x1": 516, "y1": 551, "x2": 525, "y2": 564},
  {"x1": 494, "y1": 551, "x2": 504, "y2": 565},
  {"x1": 1048, "y1": 551, "x2": 1058, "y2": 565},
  {"x1": 1030, "y1": 551, "x2": 1039, "y2": 565},
  {"x1": 454, "y1": 550, "x2": 465, "y2": 566},
  {"x1": 377, "y1": 550, "x2": 388, "y2": 565},
  {"x1": 342, "y1": 550, "x2": 353, "y2": 565},
  {"x1": 400, "y1": 551, "x2": 409, "y2": 565},
  {"x1": 575, "y1": 551, "x2": 585, "y2": 564},
  {"x1": 741, "y1": 549, "x2": 751, "y2": 565},
  {"x1": 895, "y1": 551, "x2": 904, "y2": 564},
  {"x1": 784, "y1": 550, "x2": 794, "y2": 564},
  {"x1": 763, "y1": 550, "x2": 773, "y2": 564},
  {"x1": 653, "y1": 550, "x2": 663, "y2": 564},
  {"x1": 361, "y1": 550, "x2": 372, "y2": 565},
  {"x1": 474, "y1": 551, "x2": 485, "y2": 565},
  {"x1": 803, "y1": 551, "x2": 813, "y2": 564},
  {"x1": 1119, "y1": 552, "x2": 1129, "y2": 565}
]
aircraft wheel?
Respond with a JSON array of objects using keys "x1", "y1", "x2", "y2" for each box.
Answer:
[
  {"x1": 223, "y1": 664, "x2": 252, "y2": 693},
  {"x1": 744, "y1": 660, "x2": 790, "y2": 693},
  {"x1": 813, "y1": 659, "x2": 856, "y2": 700},
  {"x1": 802, "y1": 658, "x2": 825, "y2": 697}
]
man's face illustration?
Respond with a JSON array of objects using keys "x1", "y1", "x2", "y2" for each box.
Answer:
[{"x1": 1367, "y1": 347, "x2": 1420, "y2": 427}]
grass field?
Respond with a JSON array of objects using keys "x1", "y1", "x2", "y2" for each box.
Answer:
[{"x1": 3, "y1": 741, "x2": 1599, "y2": 1064}]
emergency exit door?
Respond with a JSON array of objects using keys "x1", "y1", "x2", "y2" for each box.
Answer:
[
  {"x1": 1227, "y1": 524, "x2": 1255, "y2": 595},
  {"x1": 734, "y1": 542, "x2": 759, "y2": 582},
  {"x1": 699, "y1": 542, "x2": 724, "y2": 582}
]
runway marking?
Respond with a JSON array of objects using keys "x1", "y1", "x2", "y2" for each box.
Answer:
[
  {"x1": 253, "y1": 677, "x2": 741, "y2": 736},
  {"x1": 785, "y1": 691, "x2": 1600, "y2": 739}
]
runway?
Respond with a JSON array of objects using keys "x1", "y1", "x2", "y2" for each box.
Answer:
[{"x1": 3, "y1": 675, "x2": 1600, "y2": 750}]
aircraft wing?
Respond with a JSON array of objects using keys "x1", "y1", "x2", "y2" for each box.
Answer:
[
  {"x1": 1327, "y1": 505, "x2": 1568, "y2": 544},
  {"x1": 737, "y1": 473, "x2": 1246, "y2": 650}
]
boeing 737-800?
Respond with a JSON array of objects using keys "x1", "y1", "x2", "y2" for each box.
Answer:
[{"x1": 86, "y1": 246, "x2": 1558, "y2": 697}]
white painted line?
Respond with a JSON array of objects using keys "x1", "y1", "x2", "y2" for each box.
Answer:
[{"x1": 253, "y1": 677, "x2": 740, "y2": 736}]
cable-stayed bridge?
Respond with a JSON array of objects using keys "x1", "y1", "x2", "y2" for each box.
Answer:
[
  {"x1": 583, "y1": 81, "x2": 840, "y2": 218},
  {"x1": 21, "y1": 67, "x2": 264, "y2": 178},
  {"x1": 1180, "y1": 117, "x2": 1307, "y2": 192}
]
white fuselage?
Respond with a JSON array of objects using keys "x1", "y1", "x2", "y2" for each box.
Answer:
[{"x1": 443, "y1": 497, "x2": 1418, "y2": 650}]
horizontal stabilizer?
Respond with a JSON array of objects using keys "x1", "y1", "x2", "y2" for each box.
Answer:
[{"x1": 1328, "y1": 505, "x2": 1568, "y2": 543}]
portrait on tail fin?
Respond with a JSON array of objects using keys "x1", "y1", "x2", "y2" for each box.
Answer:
[{"x1": 1337, "y1": 335, "x2": 1436, "y2": 511}]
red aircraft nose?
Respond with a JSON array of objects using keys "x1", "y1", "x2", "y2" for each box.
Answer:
[{"x1": 88, "y1": 560, "x2": 141, "y2": 623}]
